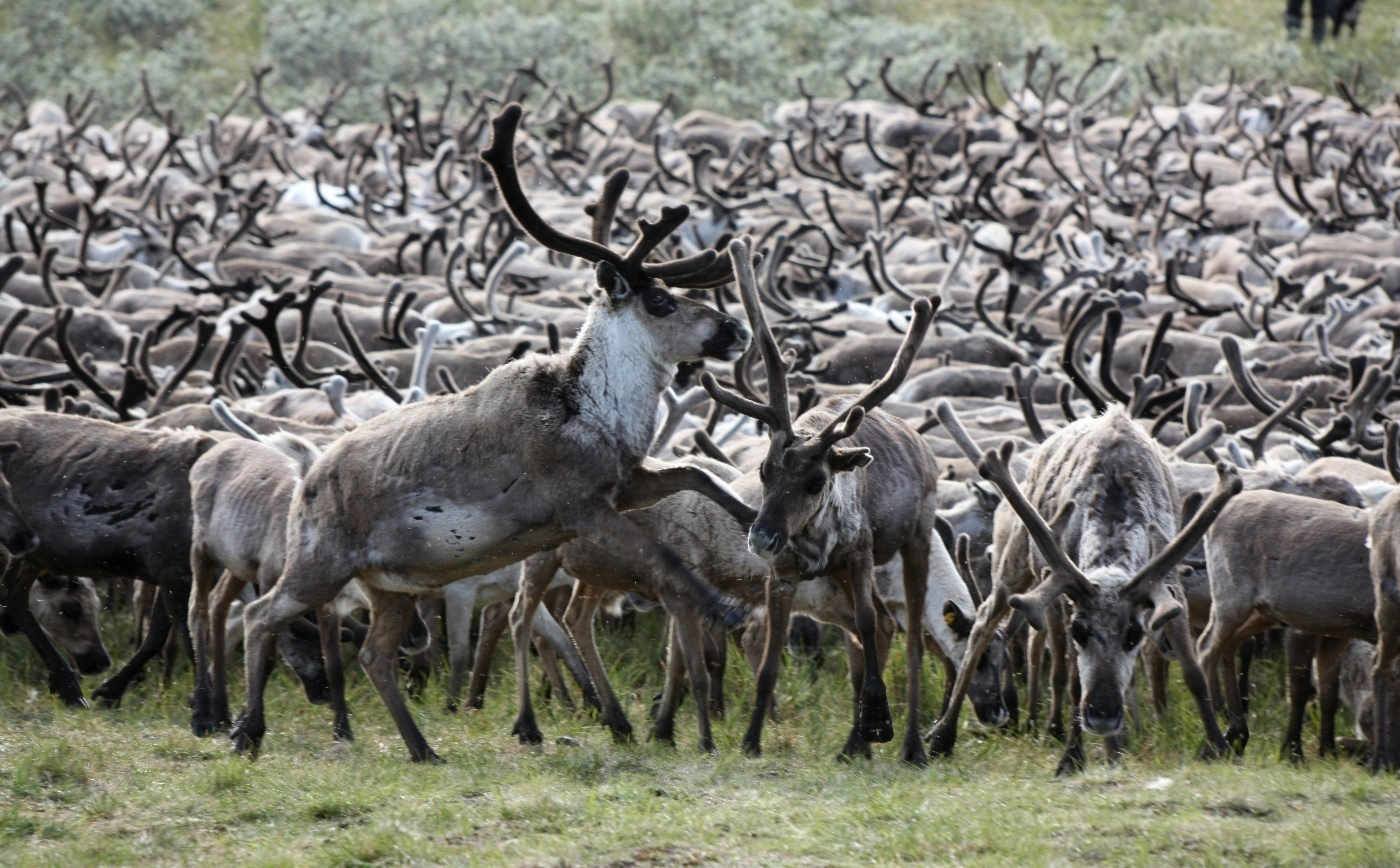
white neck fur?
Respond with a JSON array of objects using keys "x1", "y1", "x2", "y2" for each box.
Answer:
[{"x1": 571, "y1": 302, "x2": 675, "y2": 457}]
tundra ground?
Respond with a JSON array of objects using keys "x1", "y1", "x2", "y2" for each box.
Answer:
[{"x1": 1, "y1": 614, "x2": 1397, "y2": 866}]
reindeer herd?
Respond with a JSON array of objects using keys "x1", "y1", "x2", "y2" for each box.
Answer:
[{"x1": 1, "y1": 54, "x2": 1400, "y2": 776}]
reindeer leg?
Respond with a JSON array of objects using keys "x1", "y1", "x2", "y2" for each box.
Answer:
[
  {"x1": 1316, "y1": 636, "x2": 1347, "y2": 758},
  {"x1": 359, "y1": 586, "x2": 438, "y2": 762},
  {"x1": 744, "y1": 570, "x2": 795, "y2": 757},
  {"x1": 443, "y1": 580, "x2": 477, "y2": 712},
  {"x1": 93, "y1": 586, "x2": 174, "y2": 708},
  {"x1": 845, "y1": 548, "x2": 894, "y2": 744},
  {"x1": 1047, "y1": 608, "x2": 1069, "y2": 744},
  {"x1": 319, "y1": 603, "x2": 353, "y2": 742},
  {"x1": 3, "y1": 563, "x2": 86, "y2": 707},
  {"x1": 531, "y1": 602, "x2": 600, "y2": 712},
  {"x1": 1056, "y1": 644, "x2": 1087, "y2": 776},
  {"x1": 232, "y1": 553, "x2": 349, "y2": 759},
  {"x1": 1026, "y1": 625, "x2": 1046, "y2": 733},
  {"x1": 466, "y1": 601, "x2": 508, "y2": 710},
  {"x1": 509, "y1": 552, "x2": 558, "y2": 745},
  {"x1": 1142, "y1": 633, "x2": 1170, "y2": 719},
  {"x1": 1372, "y1": 570, "x2": 1400, "y2": 772},
  {"x1": 652, "y1": 617, "x2": 685, "y2": 745},
  {"x1": 1163, "y1": 611, "x2": 1231, "y2": 759},
  {"x1": 669, "y1": 607, "x2": 716, "y2": 753},
  {"x1": 536, "y1": 637, "x2": 573, "y2": 710},
  {"x1": 704, "y1": 619, "x2": 728, "y2": 719},
  {"x1": 1281, "y1": 628, "x2": 1315, "y2": 764},
  {"x1": 209, "y1": 572, "x2": 247, "y2": 731},
  {"x1": 188, "y1": 548, "x2": 221, "y2": 735},
  {"x1": 563, "y1": 582, "x2": 633, "y2": 741},
  {"x1": 839, "y1": 632, "x2": 873, "y2": 761},
  {"x1": 899, "y1": 530, "x2": 930, "y2": 765}
]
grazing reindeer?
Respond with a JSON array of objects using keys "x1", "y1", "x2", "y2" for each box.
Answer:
[
  {"x1": 0, "y1": 411, "x2": 218, "y2": 709},
  {"x1": 927, "y1": 408, "x2": 1240, "y2": 774},
  {"x1": 699, "y1": 238, "x2": 939, "y2": 763},
  {"x1": 1, "y1": 569, "x2": 111, "y2": 683},
  {"x1": 232, "y1": 105, "x2": 754, "y2": 762}
]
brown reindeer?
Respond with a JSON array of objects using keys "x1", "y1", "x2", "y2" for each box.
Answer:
[
  {"x1": 232, "y1": 105, "x2": 754, "y2": 762},
  {"x1": 697, "y1": 237, "x2": 940, "y2": 763}
]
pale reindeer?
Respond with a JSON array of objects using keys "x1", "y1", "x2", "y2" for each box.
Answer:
[
  {"x1": 232, "y1": 105, "x2": 755, "y2": 762},
  {"x1": 926, "y1": 407, "x2": 1240, "y2": 774}
]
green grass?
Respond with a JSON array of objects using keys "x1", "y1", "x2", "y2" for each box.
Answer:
[{"x1": 2, "y1": 613, "x2": 1398, "y2": 865}]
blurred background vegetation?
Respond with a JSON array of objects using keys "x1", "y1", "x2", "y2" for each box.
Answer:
[{"x1": 2, "y1": 0, "x2": 1398, "y2": 125}]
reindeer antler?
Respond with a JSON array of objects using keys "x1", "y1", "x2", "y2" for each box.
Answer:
[
  {"x1": 978, "y1": 440, "x2": 1095, "y2": 630},
  {"x1": 479, "y1": 104, "x2": 734, "y2": 289},
  {"x1": 701, "y1": 237, "x2": 791, "y2": 435}
]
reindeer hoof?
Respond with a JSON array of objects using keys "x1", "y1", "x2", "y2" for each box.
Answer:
[
  {"x1": 741, "y1": 737, "x2": 763, "y2": 757},
  {"x1": 925, "y1": 722, "x2": 956, "y2": 758},
  {"x1": 511, "y1": 719, "x2": 543, "y2": 745},
  {"x1": 840, "y1": 729, "x2": 874, "y2": 761},
  {"x1": 333, "y1": 723, "x2": 355, "y2": 743},
  {"x1": 649, "y1": 725, "x2": 676, "y2": 746},
  {"x1": 410, "y1": 747, "x2": 443, "y2": 764},
  {"x1": 856, "y1": 694, "x2": 890, "y2": 744},
  {"x1": 699, "y1": 738, "x2": 718, "y2": 755},
  {"x1": 899, "y1": 737, "x2": 929, "y2": 768},
  {"x1": 90, "y1": 682, "x2": 123, "y2": 709},
  {"x1": 1055, "y1": 746, "x2": 1086, "y2": 777},
  {"x1": 229, "y1": 726, "x2": 262, "y2": 760}
]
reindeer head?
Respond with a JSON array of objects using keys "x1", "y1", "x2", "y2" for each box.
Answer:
[
  {"x1": 481, "y1": 105, "x2": 751, "y2": 369},
  {"x1": 0, "y1": 443, "x2": 38, "y2": 557},
  {"x1": 30, "y1": 574, "x2": 111, "y2": 675},
  {"x1": 703, "y1": 238, "x2": 934, "y2": 559},
  {"x1": 978, "y1": 441, "x2": 1241, "y2": 736}
]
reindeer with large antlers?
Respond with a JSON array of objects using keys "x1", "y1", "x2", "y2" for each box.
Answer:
[
  {"x1": 698, "y1": 238, "x2": 939, "y2": 763},
  {"x1": 926, "y1": 407, "x2": 1241, "y2": 774},
  {"x1": 231, "y1": 105, "x2": 755, "y2": 762}
]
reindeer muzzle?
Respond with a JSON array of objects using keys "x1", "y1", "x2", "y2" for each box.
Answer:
[
  {"x1": 702, "y1": 317, "x2": 752, "y2": 362},
  {"x1": 5, "y1": 529, "x2": 39, "y2": 556},
  {"x1": 747, "y1": 524, "x2": 786, "y2": 560}
]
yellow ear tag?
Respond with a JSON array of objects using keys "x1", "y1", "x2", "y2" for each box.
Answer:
[{"x1": 944, "y1": 610, "x2": 958, "y2": 626}]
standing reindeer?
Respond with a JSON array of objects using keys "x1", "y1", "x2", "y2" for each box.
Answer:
[
  {"x1": 232, "y1": 105, "x2": 754, "y2": 762},
  {"x1": 697, "y1": 238, "x2": 939, "y2": 763},
  {"x1": 926, "y1": 407, "x2": 1240, "y2": 774}
]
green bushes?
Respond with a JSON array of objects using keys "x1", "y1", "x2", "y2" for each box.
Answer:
[{"x1": 0, "y1": 0, "x2": 1396, "y2": 125}]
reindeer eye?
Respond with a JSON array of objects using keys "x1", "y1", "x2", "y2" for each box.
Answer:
[
  {"x1": 806, "y1": 474, "x2": 827, "y2": 495},
  {"x1": 642, "y1": 287, "x2": 676, "y2": 318},
  {"x1": 1070, "y1": 619, "x2": 1090, "y2": 646},
  {"x1": 1124, "y1": 622, "x2": 1144, "y2": 651}
]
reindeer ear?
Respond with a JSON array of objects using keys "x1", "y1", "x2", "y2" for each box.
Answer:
[
  {"x1": 1145, "y1": 582, "x2": 1185, "y2": 631},
  {"x1": 595, "y1": 260, "x2": 630, "y2": 300},
  {"x1": 1007, "y1": 569, "x2": 1062, "y2": 632},
  {"x1": 829, "y1": 446, "x2": 873, "y2": 473},
  {"x1": 942, "y1": 600, "x2": 974, "y2": 639}
]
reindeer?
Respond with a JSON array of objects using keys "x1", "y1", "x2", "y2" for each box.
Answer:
[
  {"x1": 1198, "y1": 488, "x2": 1375, "y2": 757},
  {"x1": 692, "y1": 237, "x2": 940, "y2": 763},
  {"x1": 231, "y1": 105, "x2": 754, "y2": 762},
  {"x1": 0, "y1": 568, "x2": 111, "y2": 685},
  {"x1": 0, "y1": 411, "x2": 218, "y2": 708},
  {"x1": 926, "y1": 406, "x2": 1240, "y2": 773}
]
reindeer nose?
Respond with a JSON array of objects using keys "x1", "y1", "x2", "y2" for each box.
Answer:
[
  {"x1": 1082, "y1": 704, "x2": 1124, "y2": 736},
  {"x1": 7, "y1": 530, "x2": 38, "y2": 555},
  {"x1": 704, "y1": 318, "x2": 751, "y2": 361},
  {"x1": 747, "y1": 525, "x2": 784, "y2": 560}
]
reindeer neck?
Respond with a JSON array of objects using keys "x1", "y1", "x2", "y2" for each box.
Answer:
[{"x1": 568, "y1": 304, "x2": 674, "y2": 459}]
